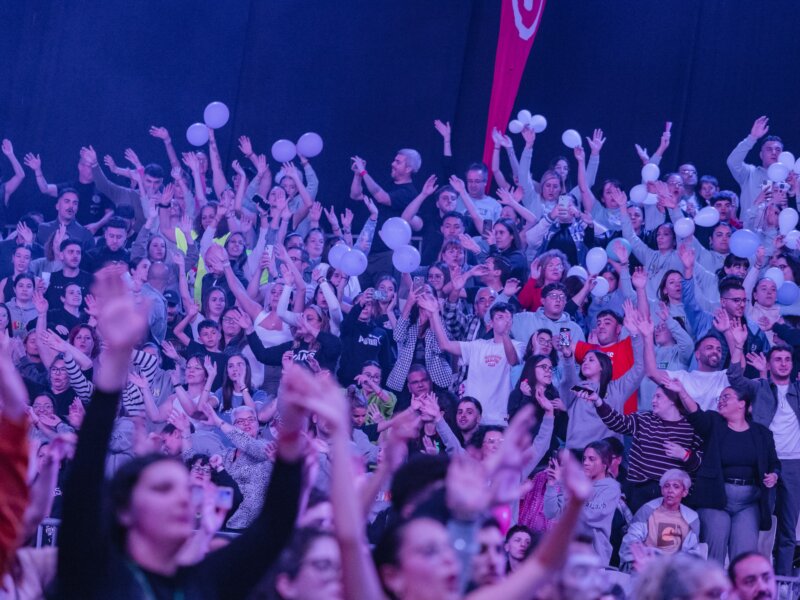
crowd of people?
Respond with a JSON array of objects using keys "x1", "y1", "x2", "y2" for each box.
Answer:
[{"x1": 0, "y1": 113, "x2": 798, "y2": 599}]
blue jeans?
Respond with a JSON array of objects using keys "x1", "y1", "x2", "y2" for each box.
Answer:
[
  {"x1": 775, "y1": 459, "x2": 800, "y2": 575},
  {"x1": 698, "y1": 483, "x2": 760, "y2": 566}
]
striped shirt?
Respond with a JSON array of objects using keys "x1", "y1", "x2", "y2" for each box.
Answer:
[{"x1": 596, "y1": 402, "x2": 703, "y2": 484}]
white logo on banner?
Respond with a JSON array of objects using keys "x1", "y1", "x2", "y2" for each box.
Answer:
[{"x1": 512, "y1": 0, "x2": 543, "y2": 40}]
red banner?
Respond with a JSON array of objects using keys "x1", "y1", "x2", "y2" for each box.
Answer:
[{"x1": 482, "y1": 0, "x2": 547, "y2": 189}]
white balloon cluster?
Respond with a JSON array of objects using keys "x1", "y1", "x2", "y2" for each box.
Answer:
[
  {"x1": 767, "y1": 150, "x2": 800, "y2": 183},
  {"x1": 271, "y1": 132, "x2": 324, "y2": 163},
  {"x1": 509, "y1": 109, "x2": 547, "y2": 134},
  {"x1": 187, "y1": 101, "x2": 231, "y2": 146}
]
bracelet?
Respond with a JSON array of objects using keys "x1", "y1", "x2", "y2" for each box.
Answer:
[
  {"x1": 359, "y1": 170, "x2": 367, "y2": 178},
  {"x1": 683, "y1": 449, "x2": 690, "y2": 462}
]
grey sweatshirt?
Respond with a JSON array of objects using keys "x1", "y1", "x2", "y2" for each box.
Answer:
[{"x1": 544, "y1": 476, "x2": 621, "y2": 565}]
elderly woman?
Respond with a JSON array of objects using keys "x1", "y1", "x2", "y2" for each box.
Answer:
[
  {"x1": 200, "y1": 403, "x2": 274, "y2": 531},
  {"x1": 619, "y1": 469, "x2": 701, "y2": 570}
]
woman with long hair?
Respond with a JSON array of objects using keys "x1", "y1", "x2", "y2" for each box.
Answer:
[
  {"x1": 667, "y1": 379, "x2": 779, "y2": 567},
  {"x1": 213, "y1": 353, "x2": 269, "y2": 423},
  {"x1": 558, "y1": 306, "x2": 644, "y2": 451},
  {"x1": 56, "y1": 266, "x2": 304, "y2": 599},
  {"x1": 544, "y1": 439, "x2": 621, "y2": 565}
]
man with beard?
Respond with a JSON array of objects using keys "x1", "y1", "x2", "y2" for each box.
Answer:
[
  {"x1": 681, "y1": 276, "x2": 769, "y2": 378},
  {"x1": 643, "y1": 333, "x2": 729, "y2": 412},
  {"x1": 729, "y1": 553, "x2": 777, "y2": 600},
  {"x1": 469, "y1": 519, "x2": 507, "y2": 590},
  {"x1": 36, "y1": 189, "x2": 95, "y2": 250},
  {"x1": 454, "y1": 397, "x2": 482, "y2": 447}
]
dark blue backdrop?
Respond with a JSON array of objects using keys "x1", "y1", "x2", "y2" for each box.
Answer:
[{"x1": 2, "y1": 0, "x2": 799, "y2": 224}]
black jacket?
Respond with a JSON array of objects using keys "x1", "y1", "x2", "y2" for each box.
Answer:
[{"x1": 684, "y1": 409, "x2": 779, "y2": 530}]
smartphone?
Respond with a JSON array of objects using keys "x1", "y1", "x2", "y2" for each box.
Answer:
[
  {"x1": 559, "y1": 328, "x2": 571, "y2": 347},
  {"x1": 372, "y1": 290, "x2": 387, "y2": 301},
  {"x1": 216, "y1": 486, "x2": 234, "y2": 510},
  {"x1": 482, "y1": 219, "x2": 493, "y2": 236},
  {"x1": 190, "y1": 484, "x2": 204, "y2": 511},
  {"x1": 558, "y1": 195, "x2": 571, "y2": 208},
  {"x1": 412, "y1": 276, "x2": 425, "y2": 293},
  {"x1": 570, "y1": 385, "x2": 595, "y2": 395}
]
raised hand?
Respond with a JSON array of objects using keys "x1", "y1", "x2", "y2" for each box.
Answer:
[
  {"x1": 350, "y1": 156, "x2": 367, "y2": 173},
  {"x1": 0, "y1": 139, "x2": 14, "y2": 156},
  {"x1": 149, "y1": 126, "x2": 171, "y2": 141},
  {"x1": 67, "y1": 399, "x2": 86, "y2": 430},
  {"x1": 23, "y1": 152, "x2": 42, "y2": 171},
  {"x1": 124, "y1": 148, "x2": 142, "y2": 169},
  {"x1": 633, "y1": 311, "x2": 654, "y2": 337},
  {"x1": 520, "y1": 126, "x2": 535, "y2": 147},
  {"x1": 433, "y1": 119, "x2": 451, "y2": 141},
  {"x1": 449, "y1": 175, "x2": 467, "y2": 196},
  {"x1": 182, "y1": 152, "x2": 199, "y2": 171},
  {"x1": 231, "y1": 159, "x2": 245, "y2": 177},
  {"x1": 458, "y1": 233, "x2": 481, "y2": 254},
  {"x1": 491, "y1": 128, "x2": 504, "y2": 147},
  {"x1": 421, "y1": 174, "x2": 438, "y2": 197},
  {"x1": 446, "y1": 455, "x2": 492, "y2": 519},
  {"x1": 93, "y1": 265, "x2": 148, "y2": 352},
  {"x1": 32, "y1": 290, "x2": 49, "y2": 315},
  {"x1": 634, "y1": 144, "x2": 650, "y2": 165},
  {"x1": 712, "y1": 308, "x2": 731, "y2": 334},
  {"x1": 238, "y1": 135, "x2": 254, "y2": 156},
  {"x1": 622, "y1": 300, "x2": 640, "y2": 335},
  {"x1": 587, "y1": 128, "x2": 606, "y2": 155},
  {"x1": 750, "y1": 115, "x2": 769, "y2": 139},
  {"x1": 631, "y1": 266, "x2": 647, "y2": 290},
  {"x1": 729, "y1": 317, "x2": 748, "y2": 348},
  {"x1": 415, "y1": 293, "x2": 440, "y2": 314},
  {"x1": 253, "y1": 153, "x2": 268, "y2": 175},
  {"x1": 573, "y1": 145, "x2": 585, "y2": 162},
  {"x1": 503, "y1": 277, "x2": 521, "y2": 296},
  {"x1": 340, "y1": 208, "x2": 354, "y2": 231},
  {"x1": 677, "y1": 242, "x2": 695, "y2": 272},
  {"x1": 534, "y1": 387, "x2": 555, "y2": 415},
  {"x1": 309, "y1": 201, "x2": 323, "y2": 223},
  {"x1": 80, "y1": 145, "x2": 98, "y2": 166}
]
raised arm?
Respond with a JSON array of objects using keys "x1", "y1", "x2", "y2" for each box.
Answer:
[
  {"x1": 418, "y1": 294, "x2": 462, "y2": 356},
  {"x1": 450, "y1": 175, "x2": 485, "y2": 233},
  {"x1": 207, "y1": 128, "x2": 230, "y2": 200},
  {"x1": 1, "y1": 140, "x2": 26, "y2": 203},
  {"x1": 58, "y1": 266, "x2": 147, "y2": 596},
  {"x1": 23, "y1": 152, "x2": 57, "y2": 197},
  {"x1": 401, "y1": 174, "x2": 438, "y2": 230},
  {"x1": 149, "y1": 126, "x2": 181, "y2": 172},
  {"x1": 727, "y1": 116, "x2": 767, "y2": 184}
]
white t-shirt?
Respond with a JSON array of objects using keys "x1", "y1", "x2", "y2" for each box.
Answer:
[
  {"x1": 459, "y1": 338, "x2": 524, "y2": 425},
  {"x1": 665, "y1": 369, "x2": 729, "y2": 412},
  {"x1": 770, "y1": 384, "x2": 800, "y2": 460},
  {"x1": 456, "y1": 195, "x2": 501, "y2": 224}
]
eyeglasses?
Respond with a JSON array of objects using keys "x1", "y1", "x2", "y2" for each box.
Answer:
[
  {"x1": 721, "y1": 297, "x2": 746, "y2": 304},
  {"x1": 545, "y1": 293, "x2": 567, "y2": 302},
  {"x1": 302, "y1": 558, "x2": 341, "y2": 575},
  {"x1": 536, "y1": 364, "x2": 555, "y2": 372},
  {"x1": 50, "y1": 367, "x2": 68, "y2": 374},
  {"x1": 222, "y1": 317, "x2": 239, "y2": 324},
  {"x1": 234, "y1": 417, "x2": 257, "y2": 426},
  {"x1": 191, "y1": 465, "x2": 212, "y2": 475}
]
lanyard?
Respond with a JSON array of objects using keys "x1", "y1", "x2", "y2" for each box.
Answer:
[{"x1": 126, "y1": 560, "x2": 186, "y2": 600}]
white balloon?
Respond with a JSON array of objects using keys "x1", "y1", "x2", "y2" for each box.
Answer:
[
  {"x1": 765, "y1": 267, "x2": 785, "y2": 288},
  {"x1": 674, "y1": 217, "x2": 695, "y2": 238},
  {"x1": 561, "y1": 129, "x2": 581, "y2": 149},
  {"x1": 768, "y1": 162, "x2": 789, "y2": 183},
  {"x1": 392, "y1": 245, "x2": 421, "y2": 274},
  {"x1": 794, "y1": 157, "x2": 800, "y2": 175},
  {"x1": 340, "y1": 249, "x2": 368, "y2": 277},
  {"x1": 785, "y1": 230, "x2": 800, "y2": 250},
  {"x1": 508, "y1": 120, "x2": 524, "y2": 134},
  {"x1": 271, "y1": 139, "x2": 297, "y2": 163},
  {"x1": 380, "y1": 217, "x2": 412, "y2": 250},
  {"x1": 641, "y1": 163, "x2": 660, "y2": 183},
  {"x1": 517, "y1": 109, "x2": 532, "y2": 124},
  {"x1": 643, "y1": 193, "x2": 659, "y2": 206},
  {"x1": 591, "y1": 277, "x2": 610, "y2": 298},
  {"x1": 694, "y1": 206, "x2": 720, "y2": 228},
  {"x1": 203, "y1": 101, "x2": 230, "y2": 129},
  {"x1": 186, "y1": 123, "x2": 209, "y2": 147},
  {"x1": 327, "y1": 243, "x2": 349, "y2": 269},
  {"x1": 630, "y1": 184, "x2": 648, "y2": 204},
  {"x1": 530, "y1": 114, "x2": 547, "y2": 133},
  {"x1": 296, "y1": 132, "x2": 323, "y2": 158},
  {"x1": 566, "y1": 265, "x2": 588, "y2": 281},
  {"x1": 779, "y1": 151, "x2": 796, "y2": 168},
  {"x1": 779, "y1": 208, "x2": 799, "y2": 235},
  {"x1": 586, "y1": 247, "x2": 608, "y2": 275}
]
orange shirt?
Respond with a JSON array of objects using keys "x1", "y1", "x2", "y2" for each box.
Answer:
[{"x1": 576, "y1": 337, "x2": 638, "y2": 414}]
